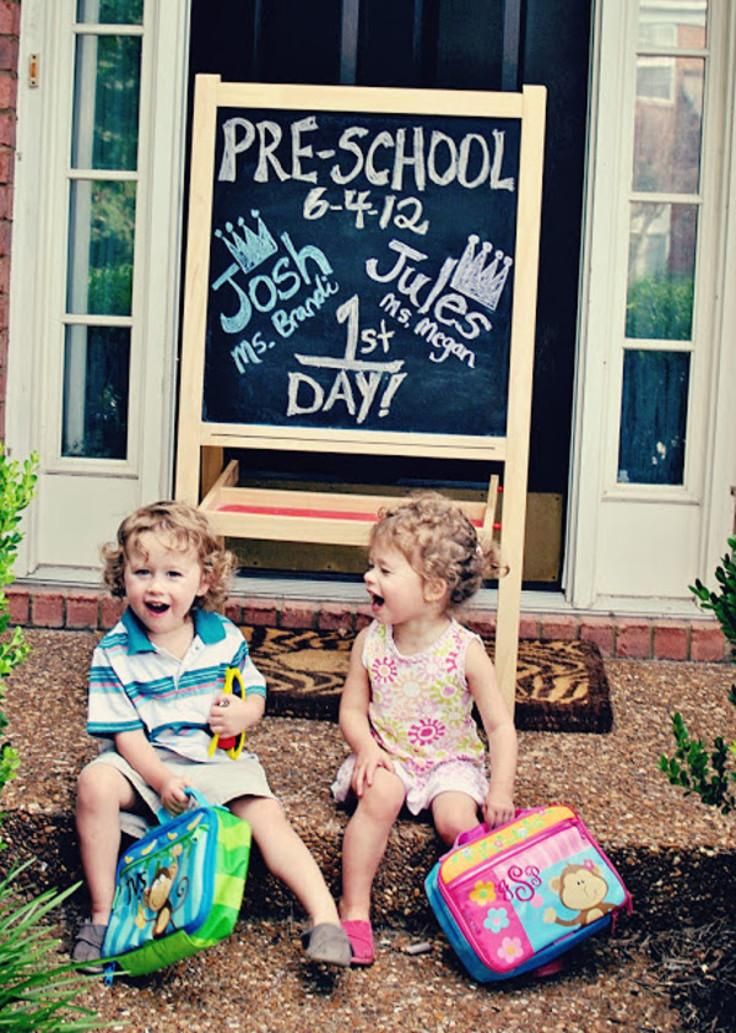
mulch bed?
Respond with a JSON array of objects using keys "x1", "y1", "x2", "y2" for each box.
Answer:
[{"x1": 622, "y1": 918, "x2": 736, "y2": 1032}]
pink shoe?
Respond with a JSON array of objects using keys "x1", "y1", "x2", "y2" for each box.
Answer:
[
  {"x1": 533, "y1": 957, "x2": 566, "y2": 978},
  {"x1": 341, "y1": 919, "x2": 375, "y2": 966}
]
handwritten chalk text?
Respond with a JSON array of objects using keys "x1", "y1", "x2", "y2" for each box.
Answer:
[{"x1": 219, "y1": 116, "x2": 515, "y2": 194}]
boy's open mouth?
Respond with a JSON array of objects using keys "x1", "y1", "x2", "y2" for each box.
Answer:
[{"x1": 145, "y1": 601, "x2": 170, "y2": 615}]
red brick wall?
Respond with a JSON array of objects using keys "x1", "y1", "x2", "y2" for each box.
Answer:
[
  {"x1": 6, "y1": 584, "x2": 729, "y2": 661},
  {"x1": 0, "y1": 0, "x2": 19, "y2": 438}
]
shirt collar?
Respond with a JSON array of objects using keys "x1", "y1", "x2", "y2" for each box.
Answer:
[{"x1": 121, "y1": 606, "x2": 226, "y2": 653}]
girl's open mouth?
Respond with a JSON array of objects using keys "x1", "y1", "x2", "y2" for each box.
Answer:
[
  {"x1": 369, "y1": 593, "x2": 385, "y2": 608},
  {"x1": 145, "y1": 601, "x2": 170, "y2": 615}
]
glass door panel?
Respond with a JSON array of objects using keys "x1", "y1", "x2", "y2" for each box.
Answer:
[
  {"x1": 616, "y1": 0, "x2": 709, "y2": 487},
  {"x1": 62, "y1": 9, "x2": 142, "y2": 462},
  {"x1": 633, "y1": 55, "x2": 704, "y2": 193},
  {"x1": 62, "y1": 325, "x2": 130, "y2": 458},
  {"x1": 617, "y1": 349, "x2": 690, "y2": 484},
  {"x1": 626, "y1": 201, "x2": 697, "y2": 341},
  {"x1": 76, "y1": 0, "x2": 143, "y2": 26},
  {"x1": 66, "y1": 180, "x2": 136, "y2": 316}
]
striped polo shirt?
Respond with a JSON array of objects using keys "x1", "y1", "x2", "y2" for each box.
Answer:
[{"x1": 87, "y1": 607, "x2": 266, "y2": 762}]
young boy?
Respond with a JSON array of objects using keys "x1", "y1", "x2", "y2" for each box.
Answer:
[{"x1": 73, "y1": 500, "x2": 350, "y2": 968}]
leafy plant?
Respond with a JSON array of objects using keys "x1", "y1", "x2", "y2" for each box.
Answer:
[
  {"x1": 0, "y1": 445, "x2": 106, "y2": 1029},
  {"x1": 689, "y1": 535, "x2": 736, "y2": 654},
  {"x1": 0, "y1": 446, "x2": 38, "y2": 797},
  {"x1": 0, "y1": 865, "x2": 100, "y2": 1031},
  {"x1": 659, "y1": 536, "x2": 736, "y2": 813}
]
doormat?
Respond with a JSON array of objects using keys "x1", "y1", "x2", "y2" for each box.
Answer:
[{"x1": 243, "y1": 625, "x2": 613, "y2": 734}]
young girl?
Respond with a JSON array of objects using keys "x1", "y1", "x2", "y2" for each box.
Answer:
[
  {"x1": 332, "y1": 492, "x2": 517, "y2": 965},
  {"x1": 74, "y1": 500, "x2": 351, "y2": 969}
]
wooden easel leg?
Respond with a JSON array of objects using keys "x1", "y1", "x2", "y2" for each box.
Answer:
[
  {"x1": 482, "y1": 474, "x2": 500, "y2": 538},
  {"x1": 201, "y1": 446, "x2": 224, "y2": 499}
]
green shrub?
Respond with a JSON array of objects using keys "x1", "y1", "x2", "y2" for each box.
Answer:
[
  {"x1": 0, "y1": 865, "x2": 99, "y2": 1031},
  {"x1": 0, "y1": 447, "x2": 37, "y2": 798},
  {"x1": 689, "y1": 535, "x2": 736, "y2": 653},
  {"x1": 0, "y1": 446, "x2": 106, "y2": 1030},
  {"x1": 659, "y1": 536, "x2": 736, "y2": 814}
]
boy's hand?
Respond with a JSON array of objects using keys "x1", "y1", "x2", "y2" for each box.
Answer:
[
  {"x1": 159, "y1": 776, "x2": 190, "y2": 816},
  {"x1": 208, "y1": 693, "x2": 248, "y2": 739},
  {"x1": 351, "y1": 742, "x2": 394, "y2": 797},
  {"x1": 482, "y1": 789, "x2": 515, "y2": 828}
]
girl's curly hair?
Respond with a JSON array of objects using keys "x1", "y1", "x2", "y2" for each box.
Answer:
[
  {"x1": 101, "y1": 500, "x2": 235, "y2": 611},
  {"x1": 369, "y1": 491, "x2": 506, "y2": 606}
]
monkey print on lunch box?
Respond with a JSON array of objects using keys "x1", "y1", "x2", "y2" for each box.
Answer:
[
  {"x1": 100, "y1": 789, "x2": 251, "y2": 981},
  {"x1": 425, "y1": 805, "x2": 632, "y2": 981}
]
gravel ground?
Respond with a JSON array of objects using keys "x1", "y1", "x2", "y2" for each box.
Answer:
[{"x1": 2, "y1": 629, "x2": 735, "y2": 1032}]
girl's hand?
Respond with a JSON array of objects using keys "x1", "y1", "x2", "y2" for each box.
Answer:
[
  {"x1": 351, "y1": 742, "x2": 394, "y2": 797},
  {"x1": 483, "y1": 789, "x2": 515, "y2": 828},
  {"x1": 208, "y1": 693, "x2": 249, "y2": 739},
  {"x1": 159, "y1": 776, "x2": 190, "y2": 816}
]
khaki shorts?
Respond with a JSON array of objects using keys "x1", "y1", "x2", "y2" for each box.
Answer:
[{"x1": 84, "y1": 745, "x2": 275, "y2": 838}]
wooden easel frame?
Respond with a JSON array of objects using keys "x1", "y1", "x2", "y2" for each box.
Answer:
[{"x1": 175, "y1": 77, "x2": 546, "y2": 712}]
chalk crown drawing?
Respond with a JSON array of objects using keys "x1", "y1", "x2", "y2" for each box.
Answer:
[
  {"x1": 214, "y1": 210, "x2": 278, "y2": 275},
  {"x1": 450, "y1": 234, "x2": 513, "y2": 312}
]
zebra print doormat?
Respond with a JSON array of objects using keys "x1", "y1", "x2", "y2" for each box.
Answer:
[{"x1": 242, "y1": 625, "x2": 613, "y2": 733}]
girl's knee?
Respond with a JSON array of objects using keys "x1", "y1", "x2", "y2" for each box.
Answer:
[
  {"x1": 435, "y1": 817, "x2": 468, "y2": 845},
  {"x1": 356, "y1": 773, "x2": 405, "y2": 823},
  {"x1": 432, "y1": 797, "x2": 479, "y2": 845}
]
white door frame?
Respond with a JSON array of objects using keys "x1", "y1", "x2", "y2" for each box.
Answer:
[
  {"x1": 6, "y1": 0, "x2": 191, "y2": 580},
  {"x1": 566, "y1": 0, "x2": 736, "y2": 614}
]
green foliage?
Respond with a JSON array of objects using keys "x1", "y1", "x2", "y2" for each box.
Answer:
[
  {"x1": 0, "y1": 447, "x2": 38, "y2": 798},
  {"x1": 0, "y1": 866, "x2": 101, "y2": 1031},
  {"x1": 660, "y1": 537, "x2": 736, "y2": 813},
  {"x1": 626, "y1": 275, "x2": 694, "y2": 341},
  {"x1": 659, "y1": 707, "x2": 736, "y2": 815},
  {"x1": 689, "y1": 535, "x2": 736, "y2": 654},
  {"x1": 0, "y1": 448, "x2": 105, "y2": 1030}
]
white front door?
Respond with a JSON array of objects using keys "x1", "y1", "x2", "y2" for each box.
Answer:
[
  {"x1": 567, "y1": 0, "x2": 736, "y2": 611},
  {"x1": 7, "y1": 0, "x2": 190, "y2": 580}
]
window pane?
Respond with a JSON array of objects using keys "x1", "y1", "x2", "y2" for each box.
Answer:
[
  {"x1": 633, "y1": 56, "x2": 704, "y2": 193},
  {"x1": 626, "y1": 202, "x2": 696, "y2": 339},
  {"x1": 67, "y1": 180, "x2": 136, "y2": 316},
  {"x1": 76, "y1": 0, "x2": 143, "y2": 25},
  {"x1": 71, "y1": 34, "x2": 141, "y2": 170},
  {"x1": 618, "y1": 350, "x2": 689, "y2": 484},
  {"x1": 638, "y1": 1, "x2": 707, "y2": 49},
  {"x1": 62, "y1": 325, "x2": 130, "y2": 459}
]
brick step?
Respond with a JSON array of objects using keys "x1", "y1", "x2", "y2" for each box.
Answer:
[
  {"x1": 3, "y1": 704, "x2": 735, "y2": 935},
  {"x1": 2, "y1": 801, "x2": 733, "y2": 942}
]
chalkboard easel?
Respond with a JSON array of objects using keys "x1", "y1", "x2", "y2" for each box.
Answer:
[{"x1": 175, "y1": 76, "x2": 546, "y2": 712}]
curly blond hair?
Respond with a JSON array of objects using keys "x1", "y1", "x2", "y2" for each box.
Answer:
[
  {"x1": 369, "y1": 492, "x2": 505, "y2": 605},
  {"x1": 101, "y1": 500, "x2": 235, "y2": 611}
]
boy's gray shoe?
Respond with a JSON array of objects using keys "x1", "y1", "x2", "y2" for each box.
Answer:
[
  {"x1": 302, "y1": 923, "x2": 352, "y2": 967},
  {"x1": 72, "y1": 921, "x2": 107, "y2": 974}
]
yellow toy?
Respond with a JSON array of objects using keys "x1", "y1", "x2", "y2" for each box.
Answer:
[{"x1": 208, "y1": 666, "x2": 246, "y2": 759}]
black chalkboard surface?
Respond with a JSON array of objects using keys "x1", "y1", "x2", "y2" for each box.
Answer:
[
  {"x1": 203, "y1": 105, "x2": 520, "y2": 438},
  {"x1": 176, "y1": 79, "x2": 546, "y2": 712}
]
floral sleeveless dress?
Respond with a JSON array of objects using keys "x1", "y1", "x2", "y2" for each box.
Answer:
[{"x1": 331, "y1": 619, "x2": 489, "y2": 814}]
